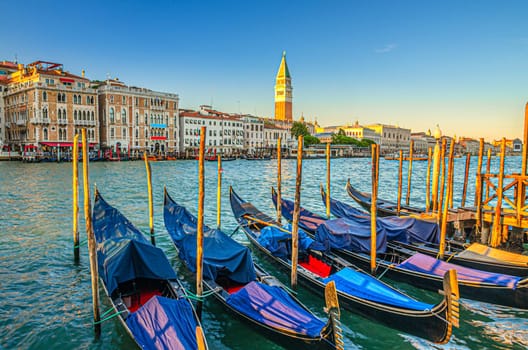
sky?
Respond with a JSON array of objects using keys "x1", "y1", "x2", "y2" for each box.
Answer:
[{"x1": 2, "y1": 0, "x2": 528, "y2": 141}]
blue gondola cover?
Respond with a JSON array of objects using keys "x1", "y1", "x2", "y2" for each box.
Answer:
[
  {"x1": 126, "y1": 296, "x2": 201, "y2": 350},
  {"x1": 164, "y1": 196, "x2": 257, "y2": 284},
  {"x1": 257, "y1": 224, "x2": 319, "y2": 258},
  {"x1": 315, "y1": 218, "x2": 388, "y2": 253},
  {"x1": 322, "y1": 267, "x2": 434, "y2": 311},
  {"x1": 93, "y1": 195, "x2": 177, "y2": 295},
  {"x1": 326, "y1": 194, "x2": 440, "y2": 244},
  {"x1": 226, "y1": 281, "x2": 326, "y2": 337}
]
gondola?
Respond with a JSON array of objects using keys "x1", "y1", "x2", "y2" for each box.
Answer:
[
  {"x1": 230, "y1": 187, "x2": 459, "y2": 344},
  {"x1": 334, "y1": 185, "x2": 528, "y2": 277},
  {"x1": 273, "y1": 189, "x2": 528, "y2": 309},
  {"x1": 163, "y1": 189, "x2": 340, "y2": 350},
  {"x1": 92, "y1": 190, "x2": 208, "y2": 350},
  {"x1": 346, "y1": 179, "x2": 424, "y2": 217}
]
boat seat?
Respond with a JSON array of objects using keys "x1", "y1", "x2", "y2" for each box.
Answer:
[{"x1": 299, "y1": 254, "x2": 332, "y2": 278}]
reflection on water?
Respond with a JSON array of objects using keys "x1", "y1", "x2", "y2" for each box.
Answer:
[{"x1": 0, "y1": 157, "x2": 526, "y2": 349}]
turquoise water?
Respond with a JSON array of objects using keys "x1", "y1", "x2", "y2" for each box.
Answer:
[{"x1": 0, "y1": 157, "x2": 527, "y2": 349}]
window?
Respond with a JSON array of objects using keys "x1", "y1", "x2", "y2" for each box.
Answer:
[
  {"x1": 110, "y1": 95, "x2": 114, "y2": 103},
  {"x1": 42, "y1": 108, "x2": 48, "y2": 119},
  {"x1": 135, "y1": 129, "x2": 139, "y2": 138},
  {"x1": 43, "y1": 91, "x2": 47, "y2": 102},
  {"x1": 74, "y1": 95, "x2": 78, "y2": 104},
  {"x1": 74, "y1": 110, "x2": 78, "y2": 121},
  {"x1": 110, "y1": 128, "x2": 115, "y2": 138},
  {"x1": 122, "y1": 96, "x2": 126, "y2": 104},
  {"x1": 122, "y1": 108, "x2": 127, "y2": 124},
  {"x1": 122, "y1": 128, "x2": 127, "y2": 138},
  {"x1": 109, "y1": 108, "x2": 115, "y2": 123},
  {"x1": 43, "y1": 128, "x2": 48, "y2": 140},
  {"x1": 83, "y1": 111, "x2": 86, "y2": 121},
  {"x1": 135, "y1": 112, "x2": 139, "y2": 125},
  {"x1": 91, "y1": 111, "x2": 94, "y2": 121}
]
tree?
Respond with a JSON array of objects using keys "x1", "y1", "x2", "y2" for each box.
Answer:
[
  {"x1": 304, "y1": 134, "x2": 321, "y2": 146},
  {"x1": 291, "y1": 121, "x2": 309, "y2": 137}
]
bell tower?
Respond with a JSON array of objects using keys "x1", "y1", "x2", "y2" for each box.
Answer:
[{"x1": 274, "y1": 51, "x2": 292, "y2": 122}]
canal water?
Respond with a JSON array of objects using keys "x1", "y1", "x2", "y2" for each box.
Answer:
[{"x1": 0, "y1": 157, "x2": 527, "y2": 349}]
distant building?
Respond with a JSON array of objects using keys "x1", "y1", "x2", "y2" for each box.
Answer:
[
  {"x1": 339, "y1": 121, "x2": 381, "y2": 144},
  {"x1": 366, "y1": 123, "x2": 411, "y2": 152},
  {"x1": 411, "y1": 131, "x2": 436, "y2": 153},
  {"x1": 179, "y1": 105, "x2": 244, "y2": 156},
  {"x1": 314, "y1": 132, "x2": 333, "y2": 143},
  {"x1": 97, "y1": 78, "x2": 179, "y2": 156},
  {"x1": 3, "y1": 61, "x2": 98, "y2": 153},
  {"x1": 241, "y1": 114, "x2": 264, "y2": 153},
  {"x1": 274, "y1": 52, "x2": 292, "y2": 122}
]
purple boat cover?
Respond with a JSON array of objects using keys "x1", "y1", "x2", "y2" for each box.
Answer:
[
  {"x1": 226, "y1": 281, "x2": 325, "y2": 337},
  {"x1": 398, "y1": 253, "x2": 521, "y2": 288},
  {"x1": 126, "y1": 296, "x2": 200, "y2": 350}
]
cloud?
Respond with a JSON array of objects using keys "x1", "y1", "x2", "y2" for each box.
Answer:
[{"x1": 375, "y1": 43, "x2": 397, "y2": 53}]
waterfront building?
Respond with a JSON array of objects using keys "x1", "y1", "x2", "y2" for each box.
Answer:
[
  {"x1": 274, "y1": 52, "x2": 293, "y2": 122},
  {"x1": 411, "y1": 131, "x2": 436, "y2": 153},
  {"x1": 263, "y1": 120, "x2": 293, "y2": 149},
  {"x1": 3, "y1": 61, "x2": 98, "y2": 155},
  {"x1": 179, "y1": 105, "x2": 244, "y2": 156},
  {"x1": 96, "y1": 79, "x2": 179, "y2": 156},
  {"x1": 339, "y1": 121, "x2": 381, "y2": 144},
  {"x1": 0, "y1": 61, "x2": 19, "y2": 149},
  {"x1": 366, "y1": 123, "x2": 411, "y2": 153},
  {"x1": 241, "y1": 114, "x2": 265, "y2": 154}
]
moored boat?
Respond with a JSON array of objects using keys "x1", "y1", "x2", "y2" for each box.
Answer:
[
  {"x1": 336, "y1": 185, "x2": 528, "y2": 276},
  {"x1": 164, "y1": 189, "x2": 341, "y2": 349},
  {"x1": 273, "y1": 189, "x2": 528, "y2": 309},
  {"x1": 230, "y1": 187, "x2": 460, "y2": 344},
  {"x1": 92, "y1": 190, "x2": 208, "y2": 350}
]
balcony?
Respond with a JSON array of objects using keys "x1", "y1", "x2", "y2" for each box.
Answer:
[
  {"x1": 30, "y1": 117, "x2": 50, "y2": 124},
  {"x1": 58, "y1": 118, "x2": 68, "y2": 125},
  {"x1": 74, "y1": 120, "x2": 97, "y2": 126}
]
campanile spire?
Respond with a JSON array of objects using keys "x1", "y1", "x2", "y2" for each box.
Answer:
[{"x1": 274, "y1": 51, "x2": 292, "y2": 121}]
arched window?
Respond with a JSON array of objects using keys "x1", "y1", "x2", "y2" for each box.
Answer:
[
  {"x1": 122, "y1": 128, "x2": 126, "y2": 138},
  {"x1": 57, "y1": 94, "x2": 61, "y2": 103},
  {"x1": 144, "y1": 113, "x2": 148, "y2": 124},
  {"x1": 58, "y1": 109, "x2": 62, "y2": 119},
  {"x1": 63, "y1": 109, "x2": 67, "y2": 120},
  {"x1": 135, "y1": 128, "x2": 139, "y2": 138},
  {"x1": 109, "y1": 108, "x2": 115, "y2": 123},
  {"x1": 43, "y1": 128, "x2": 48, "y2": 140},
  {"x1": 145, "y1": 129, "x2": 149, "y2": 138},
  {"x1": 78, "y1": 95, "x2": 82, "y2": 104},
  {"x1": 121, "y1": 108, "x2": 127, "y2": 124},
  {"x1": 91, "y1": 111, "x2": 94, "y2": 121},
  {"x1": 43, "y1": 91, "x2": 47, "y2": 102},
  {"x1": 42, "y1": 108, "x2": 48, "y2": 119},
  {"x1": 86, "y1": 96, "x2": 90, "y2": 104},
  {"x1": 82, "y1": 111, "x2": 86, "y2": 121},
  {"x1": 135, "y1": 112, "x2": 139, "y2": 125}
]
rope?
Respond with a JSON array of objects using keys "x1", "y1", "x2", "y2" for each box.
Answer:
[
  {"x1": 229, "y1": 224, "x2": 242, "y2": 237},
  {"x1": 93, "y1": 309, "x2": 127, "y2": 325},
  {"x1": 184, "y1": 287, "x2": 222, "y2": 301},
  {"x1": 376, "y1": 263, "x2": 393, "y2": 280},
  {"x1": 73, "y1": 238, "x2": 88, "y2": 249}
]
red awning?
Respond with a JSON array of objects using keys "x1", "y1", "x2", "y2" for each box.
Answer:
[
  {"x1": 60, "y1": 78, "x2": 75, "y2": 83},
  {"x1": 151, "y1": 136, "x2": 167, "y2": 140},
  {"x1": 40, "y1": 141, "x2": 96, "y2": 147}
]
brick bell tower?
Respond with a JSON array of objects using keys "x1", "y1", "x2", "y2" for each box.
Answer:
[{"x1": 274, "y1": 51, "x2": 292, "y2": 122}]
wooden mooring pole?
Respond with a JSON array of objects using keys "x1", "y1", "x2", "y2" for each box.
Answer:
[
  {"x1": 144, "y1": 152, "x2": 155, "y2": 245},
  {"x1": 291, "y1": 135, "x2": 304, "y2": 289},
  {"x1": 196, "y1": 126, "x2": 206, "y2": 319},
  {"x1": 491, "y1": 138, "x2": 506, "y2": 247},
  {"x1": 370, "y1": 144, "x2": 379, "y2": 274},
  {"x1": 485, "y1": 148, "x2": 492, "y2": 201},
  {"x1": 217, "y1": 154, "x2": 222, "y2": 229},
  {"x1": 397, "y1": 150, "x2": 403, "y2": 215},
  {"x1": 460, "y1": 153, "x2": 471, "y2": 207},
  {"x1": 72, "y1": 134, "x2": 80, "y2": 261},
  {"x1": 326, "y1": 142, "x2": 331, "y2": 219},
  {"x1": 475, "y1": 139, "x2": 485, "y2": 232},
  {"x1": 439, "y1": 138, "x2": 455, "y2": 259},
  {"x1": 405, "y1": 140, "x2": 414, "y2": 206},
  {"x1": 432, "y1": 142, "x2": 441, "y2": 214},
  {"x1": 426, "y1": 147, "x2": 432, "y2": 213},
  {"x1": 82, "y1": 129, "x2": 100, "y2": 335},
  {"x1": 277, "y1": 137, "x2": 282, "y2": 225}
]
